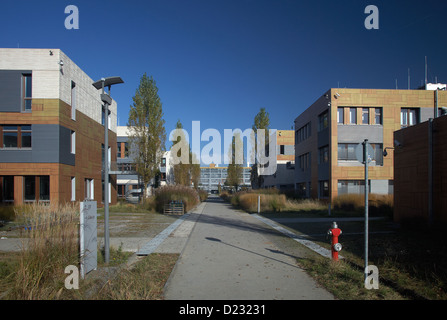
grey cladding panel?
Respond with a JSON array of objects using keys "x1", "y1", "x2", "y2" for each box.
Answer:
[{"x1": 0, "y1": 70, "x2": 31, "y2": 112}]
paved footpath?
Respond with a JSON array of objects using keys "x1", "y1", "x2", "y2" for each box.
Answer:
[{"x1": 164, "y1": 196, "x2": 334, "y2": 300}]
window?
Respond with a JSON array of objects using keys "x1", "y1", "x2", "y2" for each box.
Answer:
[
  {"x1": 71, "y1": 177, "x2": 76, "y2": 201},
  {"x1": 22, "y1": 74, "x2": 32, "y2": 112},
  {"x1": 318, "y1": 111, "x2": 328, "y2": 131},
  {"x1": 362, "y1": 108, "x2": 369, "y2": 124},
  {"x1": 24, "y1": 176, "x2": 35, "y2": 202},
  {"x1": 21, "y1": 125, "x2": 32, "y2": 147},
  {"x1": 280, "y1": 145, "x2": 285, "y2": 155},
  {"x1": 338, "y1": 180, "x2": 369, "y2": 195},
  {"x1": 1, "y1": 125, "x2": 32, "y2": 148},
  {"x1": 319, "y1": 145, "x2": 329, "y2": 164},
  {"x1": 161, "y1": 157, "x2": 166, "y2": 167},
  {"x1": 338, "y1": 143, "x2": 383, "y2": 165},
  {"x1": 319, "y1": 180, "x2": 329, "y2": 198},
  {"x1": 3, "y1": 126, "x2": 18, "y2": 148},
  {"x1": 296, "y1": 122, "x2": 311, "y2": 143},
  {"x1": 337, "y1": 108, "x2": 344, "y2": 124},
  {"x1": 71, "y1": 81, "x2": 76, "y2": 120},
  {"x1": 338, "y1": 143, "x2": 357, "y2": 161},
  {"x1": 374, "y1": 108, "x2": 382, "y2": 125},
  {"x1": 2, "y1": 176, "x2": 14, "y2": 202},
  {"x1": 71, "y1": 131, "x2": 76, "y2": 154},
  {"x1": 85, "y1": 178, "x2": 94, "y2": 200},
  {"x1": 117, "y1": 142, "x2": 122, "y2": 158},
  {"x1": 39, "y1": 176, "x2": 50, "y2": 201},
  {"x1": 296, "y1": 182, "x2": 307, "y2": 198},
  {"x1": 401, "y1": 108, "x2": 419, "y2": 128},
  {"x1": 299, "y1": 152, "x2": 311, "y2": 171},
  {"x1": 349, "y1": 108, "x2": 357, "y2": 124}
]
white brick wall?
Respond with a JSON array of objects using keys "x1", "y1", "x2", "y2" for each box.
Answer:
[{"x1": 0, "y1": 48, "x2": 117, "y2": 133}]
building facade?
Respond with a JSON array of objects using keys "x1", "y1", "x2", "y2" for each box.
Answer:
[
  {"x1": 115, "y1": 126, "x2": 173, "y2": 198},
  {"x1": 0, "y1": 48, "x2": 118, "y2": 206},
  {"x1": 294, "y1": 86, "x2": 446, "y2": 201},
  {"x1": 394, "y1": 114, "x2": 447, "y2": 225},
  {"x1": 200, "y1": 164, "x2": 251, "y2": 193},
  {"x1": 261, "y1": 130, "x2": 295, "y2": 190}
]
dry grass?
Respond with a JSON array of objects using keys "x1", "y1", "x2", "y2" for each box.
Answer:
[
  {"x1": 94, "y1": 253, "x2": 178, "y2": 300},
  {"x1": 3, "y1": 202, "x2": 80, "y2": 299},
  {"x1": 333, "y1": 193, "x2": 393, "y2": 216}
]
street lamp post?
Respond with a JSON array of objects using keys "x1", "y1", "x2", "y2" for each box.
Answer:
[{"x1": 93, "y1": 77, "x2": 123, "y2": 263}]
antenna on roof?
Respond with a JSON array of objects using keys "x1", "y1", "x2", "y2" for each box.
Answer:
[
  {"x1": 408, "y1": 68, "x2": 410, "y2": 89},
  {"x1": 425, "y1": 56, "x2": 428, "y2": 85}
]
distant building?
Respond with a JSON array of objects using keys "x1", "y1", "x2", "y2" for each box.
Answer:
[
  {"x1": 0, "y1": 48, "x2": 118, "y2": 205},
  {"x1": 115, "y1": 126, "x2": 173, "y2": 198},
  {"x1": 294, "y1": 86, "x2": 447, "y2": 201},
  {"x1": 261, "y1": 130, "x2": 295, "y2": 190},
  {"x1": 394, "y1": 114, "x2": 447, "y2": 225},
  {"x1": 199, "y1": 163, "x2": 251, "y2": 193}
]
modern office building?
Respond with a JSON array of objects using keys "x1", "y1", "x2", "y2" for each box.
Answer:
[
  {"x1": 199, "y1": 163, "x2": 251, "y2": 193},
  {"x1": 394, "y1": 114, "x2": 447, "y2": 225},
  {"x1": 115, "y1": 126, "x2": 173, "y2": 198},
  {"x1": 261, "y1": 130, "x2": 295, "y2": 190},
  {"x1": 294, "y1": 85, "x2": 447, "y2": 202},
  {"x1": 0, "y1": 48, "x2": 118, "y2": 205}
]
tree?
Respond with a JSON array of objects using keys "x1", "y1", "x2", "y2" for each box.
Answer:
[
  {"x1": 171, "y1": 119, "x2": 201, "y2": 188},
  {"x1": 251, "y1": 107, "x2": 270, "y2": 189},
  {"x1": 127, "y1": 73, "x2": 166, "y2": 200},
  {"x1": 226, "y1": 133, "x2": 243, "y2": 192}
]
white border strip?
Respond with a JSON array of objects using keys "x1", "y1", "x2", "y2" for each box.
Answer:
[
  {"x1": 252, "y1": 214, "x2": 340, "y2": 259},
  {"x1": 136, "y1": 213, "x2": 190, "y2": 256}
]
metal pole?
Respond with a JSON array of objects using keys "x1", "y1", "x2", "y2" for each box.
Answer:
[
  {"x1": 102, "y1": 80, "x2": 110, "y2": 264},
  {"x1": 363, "y1": 139, "x2": 369, "y2": 281},
  {"x1": 258, "y1": 195, "x2": 260, "y2": 213}
]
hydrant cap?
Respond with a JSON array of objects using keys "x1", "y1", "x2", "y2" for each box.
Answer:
[{"x1": 331, "y1": 222, "x2": 338, "y2": 229}]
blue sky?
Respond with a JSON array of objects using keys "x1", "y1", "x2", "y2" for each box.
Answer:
[{"x1": 1, "y1": 0, "x2": 447, "y2": 161}]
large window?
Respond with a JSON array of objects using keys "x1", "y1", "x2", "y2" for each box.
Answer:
[
  {"x1": 318, "y1": 111, "x2": 328, "y2": 131},
  {"x1": 337, "y1": 108, "x2": 344, "y2": 124},
  {"x1": 338, "y1": 180, "x2": 370, "y2": 195},
  {"x1": 22, "y1": 74, "x2": 32, "y2": 112},
  {"x1": 1, "y1": 125, "x2": 32, "y2": 148},
  {"x1": 299, "y1": 152, "x2": 311, "y2": 171},
  {"x1": 401, "y1": 108, "x2": 419, "y2": 128},
  {"x1": 362, "y1": 108, "x2": 369, "y2": 124},
  {"x1": 296, "y1": 122, "x2": 311, "y2": 143},
  {"x1": 338, "y1": 143, "x2": 383, "y2": 165},
  {"x1": 374, "y1": 108, "x2": 382, "y2": 125},
  {"x1": 1, "y1": 176, "x2": 14, "y2": 202},
  {"x1": 319, "y1": 180, "x2": 329, "y2": 198},
  {"x1": 39, "y1": 176, "x2": 50, "y2": 201},
  {"x1": 349, "y1": 108, "x2": 357, "y2": 124},
  {"x1": 319, "y1": 145, "x2": 329, "y2": 164}
]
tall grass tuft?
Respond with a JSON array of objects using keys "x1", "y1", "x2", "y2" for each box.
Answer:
[
  {"x1": 6, "y1": 202, "x2": 80, "y2": 299},
  {"x1": 230, "y1": 189, "x2": 287, "y2": 213},
  {"x1": 333, "y1": 193, "x2": 393, "y2": 216},
  {"x1": 154, "y1": 185, "x2": 201, "y2": 213}
]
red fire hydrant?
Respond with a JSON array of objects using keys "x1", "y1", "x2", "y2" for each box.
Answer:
[{"x1": 327, "y1": 222, "x2": 342, "y2": 261}]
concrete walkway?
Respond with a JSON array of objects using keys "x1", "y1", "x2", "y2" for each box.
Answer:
[{"x1": 163, "y1": 196, "x2": 334, "y2": 300}]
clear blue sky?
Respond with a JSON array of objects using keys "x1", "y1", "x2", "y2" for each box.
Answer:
[{"x1": 1, "y1": 0, "x2": 447, "y2": 159}]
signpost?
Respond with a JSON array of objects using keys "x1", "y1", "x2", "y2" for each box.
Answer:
[
  {"x1": 80, "y1": 200, "x2": 97, "y2": 279},
  {"x1": 355, "y1": 139, "x2": 373, "y2": 282}
]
